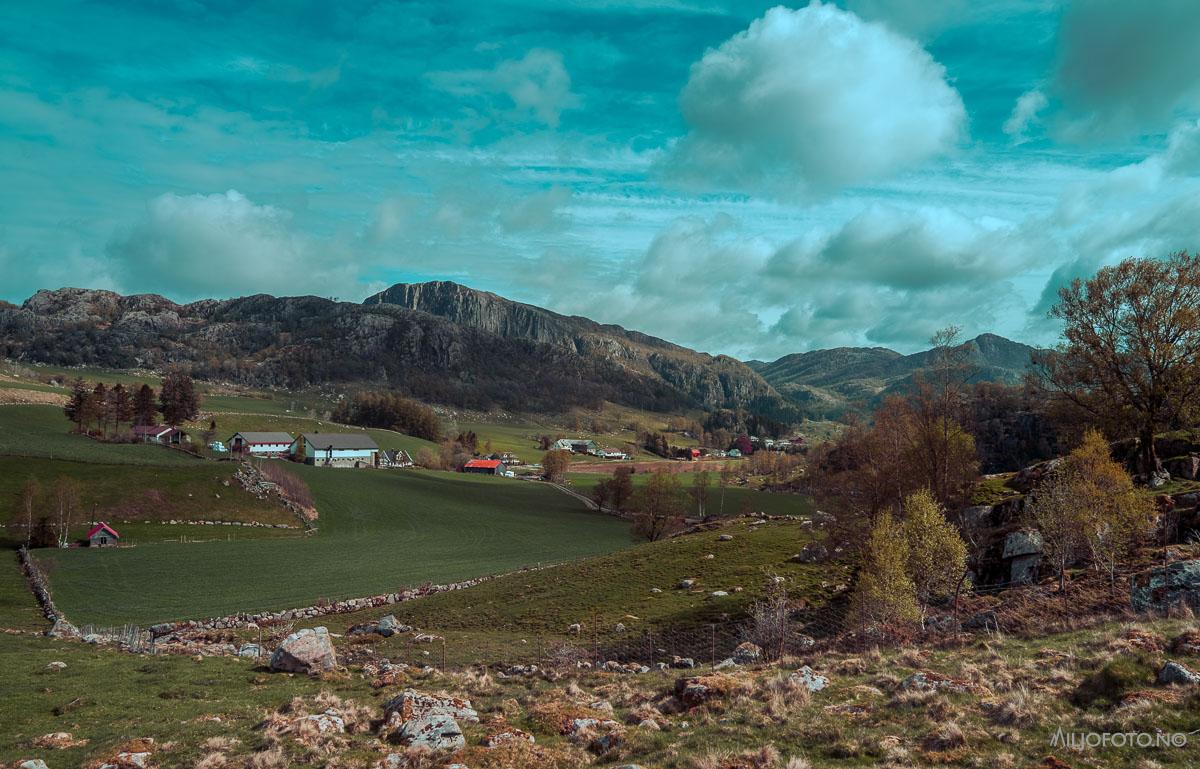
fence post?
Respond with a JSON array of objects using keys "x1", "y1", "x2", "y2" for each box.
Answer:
[
  {"x1": 710, "y1": 624, "x2": 716, "y2": 669},
  {"x1": 647, "y1": 630, "x2": 653, "y2": 668},
  {"x1": 441, "y1": 637, "x2": 447, "y2": 672}
]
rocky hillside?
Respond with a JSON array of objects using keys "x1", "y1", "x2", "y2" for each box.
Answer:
[
  {"x1": 0, "y1": 285, "x2": 793, "y2": 419},
  {"x1": 751, "y1": 332, "x2": 1042, "y2": 416}
]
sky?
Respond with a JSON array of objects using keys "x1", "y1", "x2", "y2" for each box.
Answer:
[{"x1": 2, "y1": 1, "x2": 1199, "y2": 360}]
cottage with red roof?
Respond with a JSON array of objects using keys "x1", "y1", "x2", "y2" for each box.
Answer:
[
  {"x1": 462, "y1": 458, "x2": 506, "y2": 476},
  {"x1": 87, "y1": 522, "x2": 120, "y2": 547}
]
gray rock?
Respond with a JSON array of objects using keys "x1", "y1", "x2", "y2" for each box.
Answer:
[
  {"x1": 44, "y1": 661, "x2": 66, "y2": 671},
  {"x1": 398, "y1": 712, "x2": 464, "y2": 752},
  {"x1": 718, "y1": 534, "x2": 734, "y2": 541},
  {"x1": 1132, "y1": 560, "x2": 1200, "y2": 612},
  {"x1": 677, "y1": 578, "x2": 696, "y2": 589},
  {"x1": 237, "y1": 643, "x2": 261, "y2": 658},
  {"x1": 1158, "y1": 661, "x2": 1200, "y2": 685},
  {"x1": 269, "y1": 627, "x2": 337, "y2": 674},
  {"x1": 791, "y1": 665, "x2": 829, "y2": 692},
  {"x1": 19, "y1": 761, "x2": 49, "y2": 769},
  {"x1": 1002, "y1": 529, "x2": 1043, "y2": 558},
  {"x1": 384, "y1": 689, "x2": 479, "y2": 724},
  {"x1": 792, "y1": 541, "x2": 828, "y2": 563},
  {"x1": 730, "y1": 641, "x2": 763, "y2": 664}
]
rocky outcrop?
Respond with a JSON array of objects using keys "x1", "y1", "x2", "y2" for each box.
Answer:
[
  {"x1": 269, "y1": 627, "x2": 337, "y2": 674},
  {"x1": 2, "y1": 284, "x2": 791, "y2": 419},
  {"x1": 1132, "y1": 560, "x2": 1200, "y2": 613}
]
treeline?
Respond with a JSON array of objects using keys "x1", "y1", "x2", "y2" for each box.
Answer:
[
  {"x1": 62, "y1": 370, "x2": 199, "y2": 437},
  {"x1": 331, "y1": 392, "x2": 443, "y2": 442}
]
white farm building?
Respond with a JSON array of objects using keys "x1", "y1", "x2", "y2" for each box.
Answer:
[
  {"x1": 291, "y1": 432, "x2": 380, "y2": 468},
  {"x1": 227, "y1": 431, "x2": 294, "y2": 458}
]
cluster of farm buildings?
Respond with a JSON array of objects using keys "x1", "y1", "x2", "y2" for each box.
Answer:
[{"x1": 221, "y1": 431, "x2": 412, "y2": 469}]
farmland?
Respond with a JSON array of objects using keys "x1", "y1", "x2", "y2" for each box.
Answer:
[
  {"x1": 31, "y1": 466, "x2": 632, "y2": 626},
  {"x1": 564, "y1": 470, "x2": 815, "y2": 518}
]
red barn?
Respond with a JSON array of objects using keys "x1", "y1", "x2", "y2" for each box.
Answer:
[
  {"x1": 86, "y1": 522, "x2": 120, "y2": 547},
  {"x1": 462, "y1": 459, "x2": 506, "y2": 475}
]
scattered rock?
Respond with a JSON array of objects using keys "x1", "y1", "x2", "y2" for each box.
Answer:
[
  {"x1": 710, "y1": 590, "x2": 729, "y2": 598},
  {"x1": 483, "y1": 728, "x2": 535, "y2": 747},
  {"x1": 671, "y1": 656, "x2": 696, "y2": 669},
  {"x1": 18, "y1": 761, "x2": 50, "y2": 769},
  {"x1": 791, "y1": 542, "x2": 828, "y2": 564},
  {"x1": 44, "y1": 661, "x2": 66, "y2": 671},
  {"x1": 237, "y1": 644, "x2": 261, "y2": 659},
  {"x1": 567, "y1": 623, "x2": 582, "y2": 635},
  {"x1": 1158, "y1": 661, "x2": 1200, "y2": 685},
  {"x1": 297, "y1": 710, "x2": 346, "y2": 734},
  {"x1": 730, "y1": 641, "x2": 763, "y2": 665},
  {"x1": 677, "y1": 579, "x2": 696, "y2": 589},
  {"x1": 1132, "y1": 560, "x2": 1200, "y2": 612},
  {"x1": 717, "y1": 534, "x2": 734, "y2": 541},
  {"x1": 614, "y1": 622, "x2": 626, "y2": 633},
  {"x1": 791, "y1": 665, "x2": 829, "y2": 692},
  {"x1": 269, "y1": 627, "x2": 337, "y2": 674},
  {"x1": 383, "y1": 689, "x2": 479, "y2": 724},
  {"x1": 397, "y1": 712, "x2": 464, "y2": 752}
]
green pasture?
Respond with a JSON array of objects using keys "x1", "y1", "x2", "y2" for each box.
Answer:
[{"x1": 33, "y1": 469, "x2": 632, "y2": 626}]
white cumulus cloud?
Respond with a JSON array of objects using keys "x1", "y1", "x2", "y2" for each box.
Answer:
[{"x1": 670, "y1": 2, "x2": 966, "y2": 196}]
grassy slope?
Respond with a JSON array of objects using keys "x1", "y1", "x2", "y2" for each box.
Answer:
[
  {"x1": 303, "y1": 517, "x2": 843, "y2": 667},
  {"x1": 34, "y1": 470, "x2": 632, "y2": 626},
  {"x1": 566, "y1": 471, "x2": 815, "y2": 518},
  {"x1": 0, "y1": 456, "x2": 295, "y2": 532},
  {"x1": 0, "y1": 406, "x2": 198, "y2": 466}
]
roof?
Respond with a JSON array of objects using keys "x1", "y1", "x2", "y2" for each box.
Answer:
[
  {"x1": 300, "y1": 432, "x2": 379, "y2": 451},
  {"x1": 230, "y1": 431, "x2": 293, "y2": 444},
  {"x1": 464, "y1": 459, "x2": 503, "y2": 469},
  {"x1": 86, "y1": 522, "x2": 120, "y2": 539},
  {"x1": 132, "y1": 425, "x2": 172, "y2": 436}
]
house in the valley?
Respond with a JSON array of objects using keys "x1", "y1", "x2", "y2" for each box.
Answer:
[
  {"x1": 462, "y1": 458, "x2": 506, "y2": 475},
  {"x1": 380, "y1": 449, "x2": 414, "y2": 468},
  {"x1": 291, "y1": 433, "x2": 379, "y2": 468},
  {"x1": 227, "y1": 431, "x2": 293, "y2": 458},
  {"x1": 132, "y1": 425, "x2": 186, "y2": 445},
  {"x1": 553, "y1": 438, "x2": 598, "y2": 455},
  {"x1": 597, "y1": 448, "x2": 628, "y2": 460},
  {"x1": 86, "y1": 522, "x2": 120, "y2": 547}
]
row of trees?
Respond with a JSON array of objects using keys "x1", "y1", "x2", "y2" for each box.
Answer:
[
  {"x1": 331, "y1": 392, "x2": 443, "y2": 442},
  {"x1": 62, "y1": 370, "x2": 200, "y2": 437},
  {"x1": 9, "y1": 476, "x2": 84, "y2": 549}
]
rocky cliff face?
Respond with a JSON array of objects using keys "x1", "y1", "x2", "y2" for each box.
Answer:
[
  {"x1": 0, "y1": 285, "x2": 792, "y2": 419},
  {"x1": 365, "y1": 281, "x2": 782, "y2": 412}
]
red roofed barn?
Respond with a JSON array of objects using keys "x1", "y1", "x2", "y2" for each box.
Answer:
[
  {"x1": 462, "y1": 459, "x2": 506, "y2": 476},
  {"x1": 87, "y1": 522, "x2": 120, "y2": 547}
]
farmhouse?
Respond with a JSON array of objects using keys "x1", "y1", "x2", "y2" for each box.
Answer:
[
  {"x1": 227, "y1": 431, "x2": 293, "y2": 458},
  {"x1": 553, "y1": 438, "x2": 598, "y2": 454},
  {"x1": 86, "y1": 522, "x2": 120, "y2": 547},
  {"x1": 463, "y1": 458, "x2": 506, "y2": 475},
  {"x1": 597, "y1": 448, "x2": 628, "y2": 460},
  {"x1": 292, "y1": 433, "x2": 379, "y2": 468},
  {"x1": 132, "y1": 425, "x2": 186, "y2": 444},
  {"x1": 380, "y1": 449, "x2": 414, "y2": 468}
]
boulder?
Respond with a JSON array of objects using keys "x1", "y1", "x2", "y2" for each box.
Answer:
[
  {"x1": 1165, "y1": 454, "x2": 1200, "y2": 481},
  {"x1": 383, "y1": 689, "x2": 479, "y2": 724},
  {"x1": 677, "y1": 579, "x2": 696, "y2": 589},
  {"x1": 1131, "y1": 560, "x2": 1200, "y2": 612},
  {"x1": 1002, "y1": 530, "x2": 1042, "y2": 558},
  {"x1": 297, "y1": 710, "x2": 345, "y2": 733},
  {"x1": 790, "y1": 665, "x2": 829, "y2": 692},
  {"x1": 717, "y1": 534, "x2": 734, "y2": 541},
  {"x1": 19, "y1": 761, "x2": 50, "y2": 769},
  {"x1": 397, "y1": 713, "x2": 464, "y2": 752},
  {"x1": 1158, "y1": 661, "x2": 1200, "y2": 686},
  {"x1": 792, "y1": 542, "x2": 828, "y2": 564},
  {"x1": 46, "y1": 619, "x2": 79, "y2": 639},
  {"x1": 269, "y1": 627, "x2": 337, "y2": 674},
  {"x1": 730, "y1": 641, "x2": 763, "y2": 665},
  {"x1": 44, "y1": 661, "x2": 66, "y2": 671},
  {"x1": 237, "y1": 644, "x2": 261, "y2": 659}
]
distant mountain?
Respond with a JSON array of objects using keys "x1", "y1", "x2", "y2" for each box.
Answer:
[
  {"x1": 0, "y1": 283, "x2": 792, "y2": 420},
  {"x1": 752, "y1": 333, "x2": 1043, "y2": 417}
]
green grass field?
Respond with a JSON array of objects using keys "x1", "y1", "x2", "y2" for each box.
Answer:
[
  {"x1": 0, "y1": 456, "x2": 294, "y2": 535},
  {"x1": 565, "y1": 471, "x2": 814, "y2": 518},
  {"x1": 33, "y1": 469, "x2": 632, "y2": 626},
  {"x1": 0, "y1": 406, "x2": 198, "y2": 466}
]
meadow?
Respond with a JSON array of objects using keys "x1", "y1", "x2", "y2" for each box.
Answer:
[
  {"x1": 32, "y1": 467, "x2": 633, "y2": 626},
  {"x1": 565, "y1": 471, "x2": 814, "y2": 518}
]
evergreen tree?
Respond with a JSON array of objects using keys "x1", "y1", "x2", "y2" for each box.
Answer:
[
  {"x1": 133, "y1": 384, "x2": 157, "y2": 426},
  {"x1": 159, "y1": 370, "x2": 199, "y2": 425},
  {"x1": 108, "y1": 383, "x2": 133, "y2": 434},
  {"x1": 89, "y1": 382, "x2": 109, "y2": 437},
  {"x1": 63, "y1": 378, "x2": 89, "y2": 431}
]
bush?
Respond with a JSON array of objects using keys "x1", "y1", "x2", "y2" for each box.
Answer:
[{"x1": 1071, "y1": 655, "x2": 1156, "y2": 708}]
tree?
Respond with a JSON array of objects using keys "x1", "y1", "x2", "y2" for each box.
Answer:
[
  {"x1": 691, "y1": 470, "x2": 711, "y2": 519},
  {"x1": 631, "y1": 470, "x2": 686, "y2": 541},
  {"x1": 848, "y1": 511, "x2": 920, "y2": 632},
  {"x1": 1031, "y1": 429, "x2": 1155, "y2": 591},
  {"x1": 541, "y1": 450, "x2": 572, "y2": 482},
  {"x1": 63, "y1": 378, "x2": 89, "y2": 432},
  {"x1": 607, "y1": 466, "x2": 635, "y2": 511},
  {"x1": 591, "y1": 480, "x2": 611, "y2": 510},
  {"x1": 159, "y1": 369, "x2": 200, "y2": 425},
  {"x1": 51, "y1": 476, "x2": 81, "y2": 548},
  {"x1": 902, "y1": 489, "x2": 969, "y2": 608},
  {"x1": 1041, "y1": 252, "x2": 1200, "y2": 474},
  {"x1": 133, "y1": 384, "x2": 158, "y2": 426},
  {"x1": 108, "y1": 383, "x2": 133, "y2": 435},
  {"x1": 10, "y1": 477, "x2": 41, "y2": 548},
  {"x1": 89, "y1": 382, "x2": 109, "y2": 437}
]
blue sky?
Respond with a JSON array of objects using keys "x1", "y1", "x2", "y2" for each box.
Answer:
[{"x1": 2, "y1": 1, "x2": 1199, "y2": 359}]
